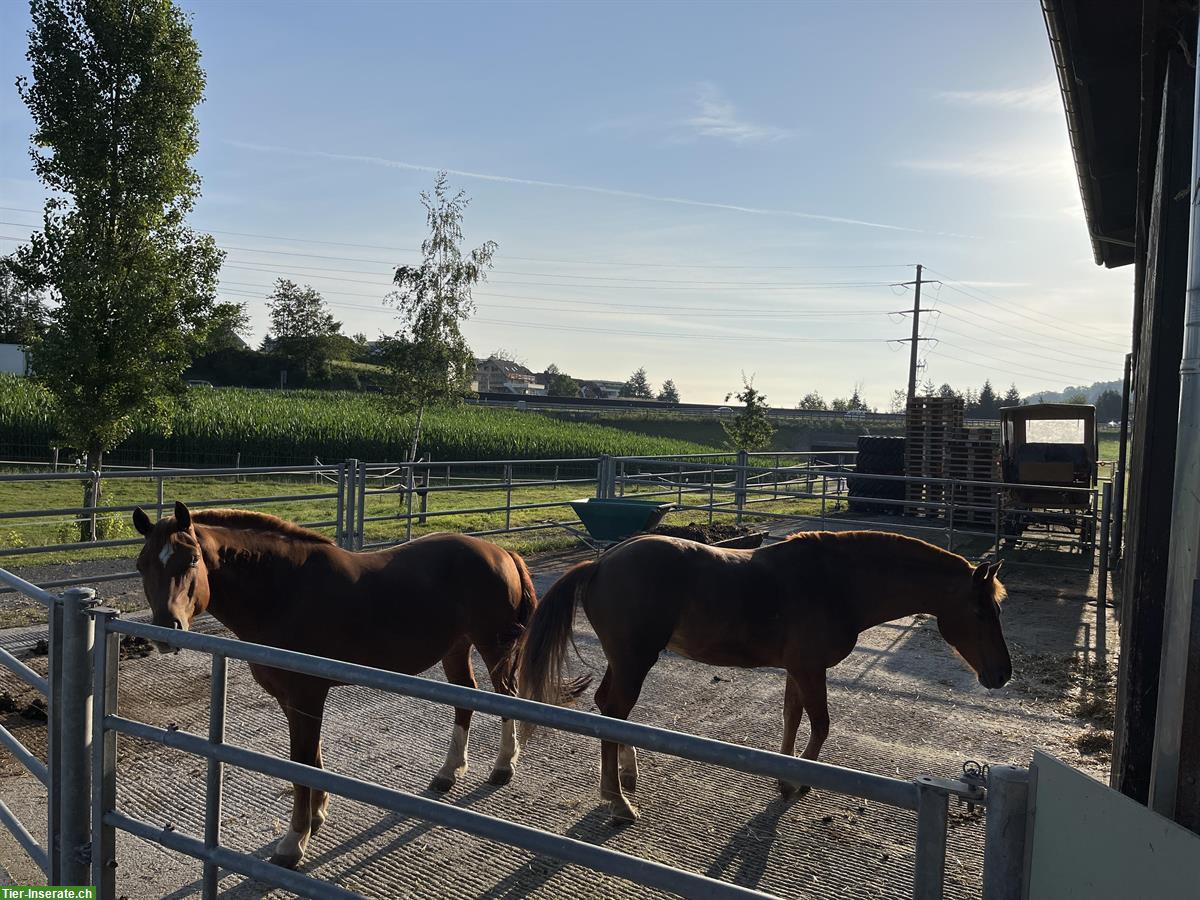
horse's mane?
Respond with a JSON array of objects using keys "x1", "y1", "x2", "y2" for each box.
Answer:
[
  {"x1": 785, "y1": 529, "x2": 1006, "y2": 603},
  {"x1": 191, "y1": 509, "x2": 335, "y2": 545}
]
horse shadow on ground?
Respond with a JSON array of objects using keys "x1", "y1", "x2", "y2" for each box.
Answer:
[
  {"x1": 704, "y1": 793, "x2": 797, "y2": 890},
  {"x1": 160, "y1": 780, "x2": 509, "y2": 899}
]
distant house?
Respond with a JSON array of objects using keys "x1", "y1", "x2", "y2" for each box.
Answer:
[
  {"x1": 578, "y1": 379, "x2": 624, "y2": 400},
  {"x1": 473, "y1": 357, "x2": 546, "y2": 395},
  {"x1": 0, "y1": 344, "x2": 30, "y2": 376}
]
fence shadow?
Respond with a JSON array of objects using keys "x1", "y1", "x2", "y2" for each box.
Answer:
[{"x1": 475, "y1": 806, "x2": 619, "y2": 898}]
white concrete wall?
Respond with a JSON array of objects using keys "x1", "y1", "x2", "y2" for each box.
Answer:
[{"x1": 0, "y1": 344, "x2": 29, "y2": 375}]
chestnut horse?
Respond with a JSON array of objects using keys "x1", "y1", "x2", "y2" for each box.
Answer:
[
  {"x1": 519, "y1": 530, "x2": 1011, "y2": 823},
  {"x1": 133, "y1": 502, "x2": 537, "y2": 868}
]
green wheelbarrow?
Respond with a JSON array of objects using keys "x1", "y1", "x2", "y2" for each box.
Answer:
[{"x1": 566, "y1": 497, "x2": 676, "y2": 550}]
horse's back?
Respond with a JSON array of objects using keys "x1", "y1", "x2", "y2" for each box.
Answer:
[{"x1": 585, "y1": 535, "x2": 783, "y2": 667}]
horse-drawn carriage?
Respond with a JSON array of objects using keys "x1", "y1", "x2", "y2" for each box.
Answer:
[{"x1": 999, "y1": 403, "x2": 1097, "y2": 551}]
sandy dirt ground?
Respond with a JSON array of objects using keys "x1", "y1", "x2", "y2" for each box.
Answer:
[{"x1": 0, "y1": 538, "x2": 1115, "y2": 898}]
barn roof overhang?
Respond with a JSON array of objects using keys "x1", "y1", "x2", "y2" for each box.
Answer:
[{"x1": 1042, "y1": 0, "x2": 1146, "y2": 268}]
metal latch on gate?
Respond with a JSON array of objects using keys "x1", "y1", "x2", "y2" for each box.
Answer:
[{"x1": 960, "y1": 760, "x2": 990, "y2": 813}]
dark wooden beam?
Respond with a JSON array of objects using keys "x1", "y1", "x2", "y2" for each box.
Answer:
[{"x1": 1112, "y1": 48, "x2": 1193, "y2": 803}]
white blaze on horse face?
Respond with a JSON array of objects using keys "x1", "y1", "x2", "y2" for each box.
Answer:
[
  {"x1": 435, "y1": 724, "x2": 469, "y2": 784},
  {"x1": 158, "y1": 544, "x2": 173, "y2": 567}
]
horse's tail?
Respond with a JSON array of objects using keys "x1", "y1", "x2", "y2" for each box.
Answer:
[
  {"x1": 506, "y1": 549, "x2": 538, "y2": 627},
  {"x1": 517, "y1": 561, "x2": 595, "y2": 726}
]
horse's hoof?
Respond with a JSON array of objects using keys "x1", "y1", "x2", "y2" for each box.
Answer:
[
  {"x1": 619, "y1": 771, "x2": 638, "y2": 793},
  {"x1": 269, "y1": 851, "x2": 302, "y2": 870},
  {"x1": 429, "y1": 774, "x2": 455, "y2": 793},
  {"x1": 488, "y1": 767, "x2": 514, "y2": 786},
  {"x1": 608, "y1": 799, "x2": 640, "y2": 825},
  {"x1": 777, "y1": 780, "x2": 811, "y2": 799}
]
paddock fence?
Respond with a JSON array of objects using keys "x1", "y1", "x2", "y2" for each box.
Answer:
[{"x1": 0, "y1": 450, "x2": 1108, "y2": 598}]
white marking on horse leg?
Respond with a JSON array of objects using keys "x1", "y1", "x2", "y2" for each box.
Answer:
[
  {"x1": 432, "y1": 724, "x2": 469, "y2": 790},
  {"x1": 618, "y1": 745, "x2": 639, "y2": 792},
  {"x1": 489, "y1": 718, "x2": 520, "y2": 785}
]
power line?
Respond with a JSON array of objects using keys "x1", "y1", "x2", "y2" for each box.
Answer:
[
  {"x1": 925, "y1": 268, "x2": 1129, "y2": 349},
  {"x1": 933, "y1": 297, "x2": 1126, "y2": 356},
  {"x1": 931, "y1": 339, "x2": 1112, "y2": 384}
]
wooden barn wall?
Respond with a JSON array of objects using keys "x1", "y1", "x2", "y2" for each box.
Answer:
[{"x1": 1113, "y1": 49, "x2": 1193, "y2": 803}]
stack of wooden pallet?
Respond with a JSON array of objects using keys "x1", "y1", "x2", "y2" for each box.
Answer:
[
  {"x1": 945, "y1": 427, "x2": 1001, "y2": 528},
  {"x1": 905, "y1": 396, "x2": 964, "y2": 517}
]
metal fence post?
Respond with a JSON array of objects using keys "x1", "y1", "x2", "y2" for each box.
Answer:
[
  {"x1": 597, "y1": 455, "x2": 613, "y2": 499},
  {"x1": 90, "y1": 607, "x2": 118, "y2": 898},
  {"x1": 820, "y1": 472, "x2": 828, "y2": 529},
  {"x1": 947, "y1": 482, "x2": 957, "y2": 551},
  {"x1": 677, "y1": 462, "x2": 684, "y2": 506},
  {"x1": 735, "y1": 450, "x2": 748, "y2": 525},
  {"x1": 418, "y1": 459, "x2": 429, "y2": 526},
  {"x1": 708, "y1": 466, "x2": 715, "y2": 525},
  {"x1": 46, "y1": 596, "x2": 63, "y2": 882},
  {"x1": 1097, "y1": 481, "x2": 1112, "y2": 665},
  {"x1": 913, "y1": 778, "x2": 949, "y2": 900},
  {"x1": 405, "y1": 464, "x2": 415, "y2": 542},
  {"x1": 156, "y1": 475, "x2": 165, "y2": 522},
  {"x1": 981, "y1": 765, "x2": 1032, "y2": 900},
  {"x1": 1111, "y1": 462, "x2": 1125, "y2": 569},
  {"x1": 59, "y1": 587, "x2": 96, "y2": 888},
  {"x1": 356, "y1": 460, "x2": 366, "y2": 550},
  {"x1": 342, "y1": 459, "x2": 358, "y2": 550},
  {"x1": 203, "y1": 654, "x2": 228, "y2": 899},
  {"x1": 504, "y1": 463, "x2": 513, "y2": 532},
  {"x1": 334, "y1": 463, "x2": 345, "y2": 548}
]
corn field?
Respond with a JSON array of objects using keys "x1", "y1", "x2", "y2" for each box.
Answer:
[{"x1": 0, "y1": 376, "x2": 716, "y2": 465}]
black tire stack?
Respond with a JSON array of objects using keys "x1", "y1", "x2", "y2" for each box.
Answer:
[{"x1": 848, "y1": 435, "x2": 907, "y2": 514}]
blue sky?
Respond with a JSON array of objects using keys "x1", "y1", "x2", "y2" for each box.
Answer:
[{"x1": 0, "y1": 0, "x2": 1132, "y2": 406}]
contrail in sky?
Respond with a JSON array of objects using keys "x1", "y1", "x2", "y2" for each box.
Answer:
[{"x1": 227, "y1": 140, "x2": 974, "y2": 238}]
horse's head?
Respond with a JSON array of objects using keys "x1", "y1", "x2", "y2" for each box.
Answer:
[
  {"x1": 132, "y1": 501, "x2": 211, "y2": 651},
  {"x1": 936, "y1": 560, "x2": 1011, "y2": 689}
]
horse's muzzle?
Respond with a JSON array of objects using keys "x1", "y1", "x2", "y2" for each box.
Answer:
[
  {"x1": 979, "y1": 666, "x2": 1012, "y2": 689},
  {"x1": 152, "y1": 618, "x2": 187, "y2": 654}
]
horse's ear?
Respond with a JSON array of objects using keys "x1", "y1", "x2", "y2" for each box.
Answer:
[
  {"x1": 987, "y1": 561, "x2": 1004, "y2": 581},
  {"x1": 174, "y1": 501, "x2": 192, "y2": 531},
  {"x1": 972, "y1": 562, "x2": 990, "y2": 584},
  {"x1": 132, "y1": 507, "x2": 153, "y2": 537}
]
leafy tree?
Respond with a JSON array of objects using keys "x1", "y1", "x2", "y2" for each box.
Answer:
[
  {"x1": 195, "y1": 301, "x2": 249, "y2": 355},
  {"x1": 1002, "y1": 383, "x2": 1022, "y2": 407},
  {"x1": 723, "y1": 375, "x2": 775, "y2": 450},
  {"x1": 9, "y1": 0, "x2": 223, "y2": 538},
  {"x1": 657, "y1": 379, "x2": 680, "y2": 404},
  {"x1": 1095, "y1": 389, "x2": 1122, "y2": 422},
  {"x1": 799, "y1": 391, "x2": 827, "y2": 411},
  {"x1": 848, "y1": 384, "x2": 868, "y2": 411},
  {"x1": 383, "y1": 173, "x2": 496, "y2": 461},
  {"x1": 888, "y1": 388, "x2": 907, "y2": 414},
  {"x1": 829, "y1": 396, "x2": 849, "y2": 412},
  {"x1": 937, "y1": 383, "x2": 960, "y2": 400},
  {"x1": 0, "y1": 267, "x2": 46, "y2": 345},
  {"x1": 544, "y1": 363, "x2": 580, "y2": 398},
  {"x1": 976, "y1": 380, "x2": 998, "y2": 418},
  {"x1": 264, "y1": 279, "x2": 341, "y2": 383},
  {"x1": 620, "y1": 367, "x2": 654, "y2": 399},
  {"x1": 1065, "y1": 391, "x2": 1089, "y2": 405}
]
